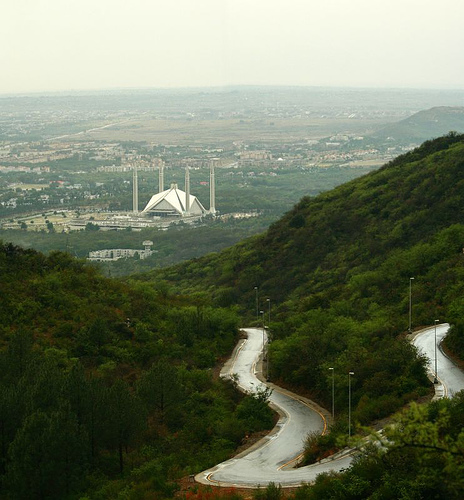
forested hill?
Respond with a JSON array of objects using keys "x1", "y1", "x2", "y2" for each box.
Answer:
[
  {"x1": 2, "y1": 135, "x2": 464, "y2": 498},
  {"x1": 0, "y1": 244, "x2": 277, "y2": 499},
  {"x1": 144, "y1": 133, "x2": 464, "y2": 424},
  {"x1": 150, "y1": 133, "x2": 464, "y2": 311}
]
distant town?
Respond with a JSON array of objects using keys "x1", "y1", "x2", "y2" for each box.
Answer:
[
  {"x1": 0, "y1": 135, "x2": 411, "y2": 223},
  {"x1": 1, "y1": 87, "x2": 463, "y2": 267}
]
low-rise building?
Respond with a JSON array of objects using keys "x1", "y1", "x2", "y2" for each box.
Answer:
[{"x1": 88, "y1": 241, "x2": 154, "y2": 261}]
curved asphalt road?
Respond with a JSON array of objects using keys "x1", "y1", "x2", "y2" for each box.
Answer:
[
  {"x1": 412, "y1": 323, "x2": 464, "y2": 398},
  {"x1": 196, "y1": 328, "x2": 353, "y2": 487},
  {"x1": 196, "y1": 324, "x2": 464, "y2": 488}
]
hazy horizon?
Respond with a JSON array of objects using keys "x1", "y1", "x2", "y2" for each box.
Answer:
[
  {"x1": 2, "y1": 0, "x2": 464, "y2": 95},
  {"x1": 2, "y1": 83, "x2": 464, "y2": 99}
]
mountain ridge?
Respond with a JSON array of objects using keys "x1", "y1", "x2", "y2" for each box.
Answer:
[
  {"x1": 144, "y1": 133, "x2": 464, "y2": 426},
  {"x1": 372, "y1": 106, "x2": 464, "y2": 143},
  {"x1": 152, "y1": 133, "x2": 464, "y2": 305}
]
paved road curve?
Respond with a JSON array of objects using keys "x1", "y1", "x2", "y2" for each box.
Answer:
[
  {"x1": 412, "y1": 323, "x2": 464, "y2": 398},
  {"x1": 196, "y1": 324, "x2": 464, "y2": 488},
  {"x1": 196, "y1": 328, "x2": 353, "y2": 487}
]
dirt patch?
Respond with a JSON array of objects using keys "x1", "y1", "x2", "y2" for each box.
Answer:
[
  {"x1": 234, "y1": 428, "x2": 276, "y2": 456},
  {"x1": 212, "y1": 356, "x2": 228, "y2": 380},
  {"x1": 176, "y1": 478, "x2": 299, "y2": 499}
]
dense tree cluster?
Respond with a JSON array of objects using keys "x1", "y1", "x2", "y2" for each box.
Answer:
[
  {"x1": 0, "y1": 243, "x2": 273, "y2": 499},
  {"x1": 3, "y1": 134, "x2": 464, "y2": 498},
  {"x1": 146, "y1": 134, "x2": 464, "y2": 445},
  {"x1": 298, "y1": 393, "x2": 464, "y2": 499}
]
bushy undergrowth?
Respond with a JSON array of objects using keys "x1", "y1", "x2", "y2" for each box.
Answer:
[
  {"x1": 0, "y1": 243, "x2": 274, "y2": 499},
  {"x1": 146, "y1": 134, "x2": 464, "y2": 432}
]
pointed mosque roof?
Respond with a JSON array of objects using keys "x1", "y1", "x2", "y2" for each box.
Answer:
[{"x1": 142, "y1": 183, "x2": 206, "y2": 215}]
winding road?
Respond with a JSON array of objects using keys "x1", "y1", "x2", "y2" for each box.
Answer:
[
  {"x1": 196, "y1": 323, "x2": 464, "y2": 488},
  {"x1": 196, "y1": 328, "x2": 352, "y2": 487},
  {"x1": 412, "y1": 323, "x2": 464, "y2": 398}
]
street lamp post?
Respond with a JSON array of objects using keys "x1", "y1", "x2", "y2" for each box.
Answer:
[
  {"x1": 266, "y1": 298, "x2": 271, "y2": 328},
  {"x1": 329, "y1": 367, "x2": 334, "y2": 420},
  {"x1": 348, "y1": 371, "x2": 354, "y2": 439},
  {"x1": 266, "y1": 299, "x2": 271, "y2": 380},
  {"x1": 254, "y1": 286, "x2": 259, "y2": 322},
  {"x1": 260, "y1": 310, "x2": 265, "y2": 377},
  {"x1": 434, "y1": 319, "x2": 440, "y2": 384},
  {"x1": 409, "y1": 277, "x2": 414, "y2": 333}
]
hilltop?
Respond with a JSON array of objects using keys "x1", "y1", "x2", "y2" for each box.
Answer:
[{"x1": 372, "y1": 106, "x2": 464, "y2": 143}]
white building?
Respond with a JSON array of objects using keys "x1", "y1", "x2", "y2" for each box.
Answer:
[
  {"x1": 88, "y1": 241, "x2": 154, "y2": 261},
  {"x1": 142, "y1": 182, "x2": 206, "y2": 218}
]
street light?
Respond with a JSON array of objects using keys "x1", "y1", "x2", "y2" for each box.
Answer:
[
  {"x1": 266, "y1": 298, "x2": 271, "y2": 328},
  {"x1": 254, "y1": 286, "x2": 259, "y2": 322},
  {"x1": 260, "y1": 310, "x2": 265, "y2": 377},
  {"x1": 329, "y1": 367, "x2": 334, "y2": 420},
  {"x1": 434, "y1": 319, "x2": 440, "y2": 384},
  {"x1": 266, "y1": 298, "x2": 271, "y2": 380},
  {"x1": 348, "y1": 371, "x2": 354, "y2": 439},
  {"x1": 409, "y1": 277, "x2": 414, "y2": 333}
]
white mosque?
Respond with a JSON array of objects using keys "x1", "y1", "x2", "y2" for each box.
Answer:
[
  {"x1": 138, "y1": 164, "x2": 216, "y2": 218},
  {"x1": 68, "y1": 164, "x2": 217, "y2": 231},
  {"x1": 143, "y1": 184, "x2": 206, "y2": 217}
]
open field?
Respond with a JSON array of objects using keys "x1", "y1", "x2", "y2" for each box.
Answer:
[
  {"x1": 344, "y1": 159, "x2": 387, "y2": 167},
  {"x1": 74, "y1": 116, "x2": 394, "y2": 145},
  {"x1": 8, "y1": 184, "x2": 49, "y2": 191},
  {"x1": 3, "y1": 211, "x2": 73, "y2": 231}
]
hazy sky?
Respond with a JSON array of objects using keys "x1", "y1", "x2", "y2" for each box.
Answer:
[{"x1": 2, "y1": 0, "x2": 464, "y2": 94}]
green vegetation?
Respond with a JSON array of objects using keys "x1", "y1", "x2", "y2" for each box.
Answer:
[
  {"x1": 141, "y1": 132, "x2": 464, "y2": 430},
  {"x1": 0, "y1": 216, "x2": 273, "y2": 276},
  {"x1": 0, "y1": 243, "x2": 274, "y2": 499},
  {"x1": 0, "y1": 164, "x2": 375, "y2": 275},
  {"x1": 3, "y1": 133, "x2": 464, "y2": 498},
  {"x1": 298, "y1": 394, "x2": 464, "y2": 499},
  {"x1": 161, "y1": 132, "x2": 464, "y2": 498}
]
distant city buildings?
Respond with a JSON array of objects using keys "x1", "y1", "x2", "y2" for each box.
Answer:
[
  {"x1": 88, "y1": 240, "x2": 154, "y2": 262},
  {"x1": 0, "y1": 165, "x2": 50, "y2": 173},
  {"x1": 0, "y1": 97, "x2": 420, "y2": 231},
  {"x1": 97, "y1": 157, "x2": 165, "y2": 172},
  {"x1": 239, "y1": 150, "x2": 272, "y2": 161}
]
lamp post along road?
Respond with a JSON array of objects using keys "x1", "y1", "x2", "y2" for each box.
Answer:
[
  {"x1": 409, "y1": 277, "x2": 414, "y2": 332},
  {"x1": 434, "y1": 319, "x2": 440, "y2": 383},
  {"x1": 329, "y1": 367, "x2": 334, "y2": 420},
  {"x1": 266, "y1": 298, "x2": 271, "y2": 380},
  {"x1": 266, "y1": 298, "x2": 271, "y2": 328},
  {"x1": 260, "y1": 310, "x2": 265, "y2": 369},
  {"x1": 254, "y1": 286, "x2": 259, "y2": 322},
  {"x1": 348, "y1": 371, "x2": 354, "y2": 439}
]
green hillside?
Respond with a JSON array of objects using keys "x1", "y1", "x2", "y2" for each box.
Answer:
[
  {"x1": 3, "y1": 133, "x2": 464, "y2": 498},
  {"x1": 0, "y1": 244, "x2": 274, "y2": 499},
  {"x1": 144, "y1": 133, "x2": 464, "y2": 423},
  {"x1": 372, "y1": 106, "x2": 464, "y2": 143}
]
